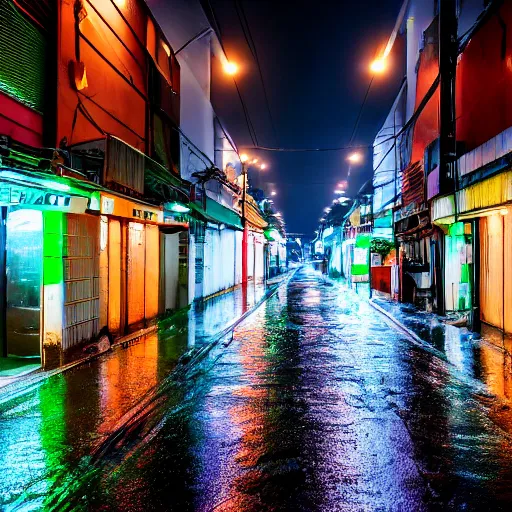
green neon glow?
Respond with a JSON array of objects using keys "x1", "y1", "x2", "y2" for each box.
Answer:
[
  {"x1": 43, "y1": 181, "x2": 71, "y2": 193},
  {"x1": 448, "y1": 222, "x2": 465, "y2": 237},
  {"x1": 0, "y1": 0, "x2": 46, "y2": 111},
  {"x1": 446, "y1": 222, "x2": 472, "y2": 311},
  {"x1": 351, "y1": 234, "x2": 371, "y2": 277},
  {"x1": 166, "y1": 201, "x2": 190, "y2": 213},
  {"x1": 43, "y1": 211, "x2": 64, "y2": 286},
  {"x1": 39, "y1": 376, "x2": 67, "y2": 505}
]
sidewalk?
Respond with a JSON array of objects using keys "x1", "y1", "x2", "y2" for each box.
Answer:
[
  {"x1": 0, "y1": 271, "x2": 293, "y2": 405},
  {"x1": 370, "y1": 294, "x2": 512, "y2": 405}
]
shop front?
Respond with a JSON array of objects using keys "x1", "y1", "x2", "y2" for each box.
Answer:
[
  {"x1": 0, "y1": 171, "x2": 97, "y2": 370},
  {"x1": 99, "y1": 192, "x2": 163, "y2": 336},
  {"x1": 452, "y1": 171, "x2": 512, "y2": 333},
  {"x1": 187, "y1": 196, "x2": 243, "y2": 300}
]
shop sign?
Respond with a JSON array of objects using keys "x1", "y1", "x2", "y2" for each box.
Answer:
[
  {"x1": 100, "y1": 192, "x2": 162, "y2": 222},
  {"x1": 102, "y1": 196, "x2": 115, "y2": 214},
  {"x1": 133, "y1": 209, "x2": 158, "y2": 221},
  {"x1": 394, "y1": 202, "x2": 423, "y2": 223},
  {"x1": 351, "y1": 234, "x2": 371, "y2": 279},
  {"x1": 0, "y1": 183, "x2": 85, "y2": 211},
  {"x1": 314, "y1": 240, "x2": 324, "y2": 254}
]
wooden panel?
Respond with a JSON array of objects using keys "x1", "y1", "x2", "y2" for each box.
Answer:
[
  {"x1": 108, "y1": 219, "x2": 122, "y2": 333},
  {"x1": 63, "y1": 214, "x2": 99, "y2": 349},
  {"x1": 145, "y1": 224, "x2": 159, "y2": 320},
  {"x1": 480, "y1": 215, "x2": 504, "y2": 330}
]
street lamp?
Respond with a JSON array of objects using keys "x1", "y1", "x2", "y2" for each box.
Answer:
[
  {"x1": 240, "y1": 153, "x2": 249, "y2": 163},
  {"x1": 370, "y1": 58, "x2": 387, "y2": 74},
  {"x1": 271, "y1": 190, "x2": 277, "y2": 196},
  {"x1": 224, "y1": 61, "x2": 239, "y2": 75},
  {"x1": 347, "y1": 152, "x2": 363, "y2": 163},
  {"x1": 260, "y1": 163, "x2": 266, "y2": 170}
]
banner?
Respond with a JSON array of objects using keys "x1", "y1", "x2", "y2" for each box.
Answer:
[{"x1": 351, "y1": 234, "x2": 371, "y2": 281}]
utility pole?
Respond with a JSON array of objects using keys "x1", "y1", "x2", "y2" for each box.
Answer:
[
  {"x1": 438, "y1": 0, "x2": 458, "y2": 195},
  {"x1": 241, "y1": 161, "x2": 248, "y2": 284},
  {"x1": 437, "y1": 0, "x2": 458, "y2": 316}
]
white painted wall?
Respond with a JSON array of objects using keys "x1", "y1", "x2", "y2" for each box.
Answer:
[{"x1": 163, "y1": 233, "x2": 180, "y2": 311}]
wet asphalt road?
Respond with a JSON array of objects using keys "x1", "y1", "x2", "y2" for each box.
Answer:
[{"x1": 3, "y1": 266, "x2": 512, "y2": 511}]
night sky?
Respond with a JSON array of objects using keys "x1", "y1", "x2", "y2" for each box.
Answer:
[{"x1": 207, "y1": 0, "x2": 405, "y2": 235}]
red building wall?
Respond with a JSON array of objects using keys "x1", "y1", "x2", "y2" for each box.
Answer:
[
  {"x1": 57, "y1": 0, "x2": 148, "y2": 151},
  {"x1": 0, "y1": 91, "x2": 43, "y2": 147},
  {"x1": 411, "y1": 19, "x2": 440, "y2": 166},
  {"x1": 456, "y1": 3, "x2": 512, "y2": 152},
  {"x1": 402, "y1": 18, "x2": 440, "y2": 207}
]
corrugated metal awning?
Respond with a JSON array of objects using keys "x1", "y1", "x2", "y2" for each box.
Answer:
[{"x1": 190, "y1": 197, "x2": 243, "y2": 230}]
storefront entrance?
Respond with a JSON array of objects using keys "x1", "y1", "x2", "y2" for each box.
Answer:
[{"x1": 0, "y1": 208, "x2": 42, "y2": 376}]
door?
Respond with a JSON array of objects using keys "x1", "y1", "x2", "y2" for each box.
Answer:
[
  {"x1": 127, "y1": 222, "x2": 146, "y2": 328},
  {"x1": 144, "y1": 224, "x2": 159, "y2": 320},
  {"x1": 5, "y1": 209, "x2": 43, "y2": 357},
  {"x1": 108, "y1": 219, "x2": 122, "y2": 334},
  {"x1": 480, "y1": 214, "x2": 504, "y2": 330}
]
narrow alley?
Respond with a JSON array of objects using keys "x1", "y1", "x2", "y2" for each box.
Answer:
[{"x1": 2, "y1": 267, "x2": 512, "y2": 511}]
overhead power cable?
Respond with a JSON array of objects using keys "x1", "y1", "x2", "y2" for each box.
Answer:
[
  {"x1": 238, "y1": 133, "x2": 397, "y2": 153},
  {"x1": 348, "y1": 76, "x2": 374, "y2": 147},
  {"x1": 205, "y1": 0, "x2": 259, "y2": 146},
  {"x1": 234, "y1": 0, "x2": 279, "y2": 146}
]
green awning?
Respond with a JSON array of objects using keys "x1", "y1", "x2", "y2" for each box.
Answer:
[{"x1": 190, "y1": 197, "x2": 243, "y2": 230}]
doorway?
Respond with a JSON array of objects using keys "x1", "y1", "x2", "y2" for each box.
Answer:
[{"x1": 0, "y1": 208, "x2": 43, "y2": 377}]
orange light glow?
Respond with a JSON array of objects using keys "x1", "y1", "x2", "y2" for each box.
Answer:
[
  {"x1": 162, "y1": 41, "x2": 171, "y2": 58},
  {"x1": 348, "y1": 152, "x2": 363, "y2": 164},
  {"x1": 224, "y1": 61, "x2": 238, "y2": 75},
  {"x1": 370, "y1": 58, "x2": 387, "y2": 74},
  {"x1": 114, "y1": 0, "x2": 127, "y2": 7},
  {"x1": 240, "y1": 153, "x2": 249, "y2": 163}
]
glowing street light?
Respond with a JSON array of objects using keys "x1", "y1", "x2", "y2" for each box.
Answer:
[
  {"x1": 370, "y1": 58, "x2": 387, "y2": 74},
  {"x1": 271, "y1": 190, "x2": 277, "y2": 196},
  {"x1": 224, "y1": 61, "x2": 238, "y2": 75},
  {"x1": 260, "y1": 163, "x2": 267, "y2": 170},
  {"x1": 347, "y1": 152, "x2": 363, "y2": 164},
  {"x1": 251, "y1": 158, "x2": 259, "y2": 164},
  {"x1": 240, "y1": 153, "x2": 249, "y2": 163}
]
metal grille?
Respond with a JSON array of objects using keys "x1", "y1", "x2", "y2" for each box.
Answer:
[
  {"x1": 63, "y1": 214, "x2": 100, "y2": 349},
  {"x1": 0, "y1": 0, "x2": 46, "y2": 111}
]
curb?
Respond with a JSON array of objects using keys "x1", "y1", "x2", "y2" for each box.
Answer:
[
  {"x1": 369, "y1": 298, "x2": 450, "y2": 363},
  {"x1": 368, "y1": 298, "x2": 493, "y2": 394},
  {"x1": 0, "y1": 272, "x2": 297, "y2": 409},
  {"x1": 0, "y1": 325, "x2": 160, "y2": 408}
]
